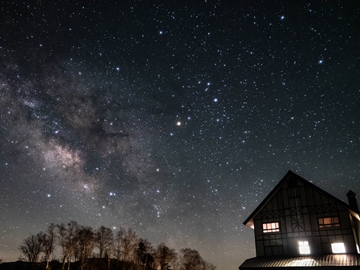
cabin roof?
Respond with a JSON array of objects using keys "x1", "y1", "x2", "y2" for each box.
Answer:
[
  {"x1": 239, "y1": 254, "x2": 360, "y2": 268},
  {"x1": 243, "y1": 170, "x2": 358, "y2": 228}
]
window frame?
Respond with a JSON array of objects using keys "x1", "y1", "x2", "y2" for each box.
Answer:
[
  {"x1": 262, "y1": 222, "x2": 280, "y2": 233},
  {"x1": 298, "y1": 241, "x2": 311, "y2": 255},
  {"x1": 318, "y1": 216, "x2": 340, "y2": 229},
  {"x1": 331, "y1": 242, "x2": 346, "y2": 254}
]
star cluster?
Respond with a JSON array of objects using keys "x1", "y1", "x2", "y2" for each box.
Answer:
[{"x1": 1, "y1": 1, "x2": 360, "y2": 269}]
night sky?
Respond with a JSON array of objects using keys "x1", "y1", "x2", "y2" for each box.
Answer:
[{"x1": 1, "y1": 1, "x2": 360, "y2": 269}]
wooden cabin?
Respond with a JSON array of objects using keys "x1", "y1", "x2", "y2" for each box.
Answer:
[{"x1": 239, "y1": 170, "x2": 360, "y2": 269}]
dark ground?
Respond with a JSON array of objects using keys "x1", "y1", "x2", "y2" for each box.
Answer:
[{"x1": 0, "y1": 259, "x2": 141, "y2": 270}]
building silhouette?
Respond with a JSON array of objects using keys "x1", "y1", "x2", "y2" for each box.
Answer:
[{"x1": 239, "y1": 170, "x2": 360, "y2": 269}]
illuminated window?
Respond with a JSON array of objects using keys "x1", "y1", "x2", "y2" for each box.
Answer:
[
  {"x1": 262, "y1": 222, "x2": 280, "y2": 233},
  {"x1": 298, "y1": 241, "x2": 311, "y2": 255},
  {"x1": 318, "y1": 216, "x2": 340, "y2": 228},
  {"x1": 331, "y1": 242, "x2": 346, "y2": 253}
]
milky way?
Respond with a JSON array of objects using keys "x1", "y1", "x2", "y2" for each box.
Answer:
[{"x1": 1, "y1": 1, "x2": 360, "y2": 269}]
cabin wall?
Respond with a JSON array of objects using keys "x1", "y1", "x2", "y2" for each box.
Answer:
[{"x1": 253, "y1": 177, "x2": 358, "y2": 257}]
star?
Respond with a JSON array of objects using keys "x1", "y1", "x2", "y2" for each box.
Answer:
[{"x1": 0, "y1": 2, "x2": 358, "y2": 270}]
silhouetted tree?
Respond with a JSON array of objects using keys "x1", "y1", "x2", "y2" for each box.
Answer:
[
  {"x1": 76, "y1": 226, "x2": 96, "y2": 270},
  {"x1": 17, "y1": 221, "x2": 216, "y2": 270},
  {"x1": 155, "y1": 243, "x2": 176, "y2": 270},
  {"x1": 136, "y1": 238, "x2": 154, "y2": 270},
  {"x1": 42, "y1": 223, "x2": 56, "y2": 270},
  {"x1": 179, "y1": 248, "x2": 206, "y2": 270},
  {"x1": 96, "y1": 226, "x2": 113, "y2": 258},
  {"x1": 114, "y1": 227, "x2": 138, "y2": 262},
  {"x1": 57, "y1": 221, "x2": 79, "y2": 270},
  {"x1": 18, "y1": 233, "x2": 43, "y2": 263},
  {"x1": 96, "y1": 226, "x2": 113, "y2": 270},
  {"x1": 205, "y1": 262, "x2": 216, "y2": 270},
  {"x1": 113, "y1": 227, "x2": 124, "y2": 261}
]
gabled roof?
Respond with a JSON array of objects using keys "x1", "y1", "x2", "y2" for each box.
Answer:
[{"x1": 243, "y1": 170, "x2": 359, "y2": 228}]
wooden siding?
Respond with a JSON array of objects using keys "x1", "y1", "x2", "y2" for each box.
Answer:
[{"x1": 253, "y1": 176, "x2": 357, "y2": 257}]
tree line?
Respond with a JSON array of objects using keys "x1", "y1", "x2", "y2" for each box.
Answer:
[{"x1": 17, "y1": 221, "x2": 216, "y2": 270}]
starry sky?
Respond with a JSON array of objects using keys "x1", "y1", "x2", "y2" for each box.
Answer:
[{"x1": 1, "y1": 1, "x2": 360, "y2": 269}]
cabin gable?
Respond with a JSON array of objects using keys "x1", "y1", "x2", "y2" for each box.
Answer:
[{"x1": 250, "y1": 172, "x2": 358, "y2": 257}]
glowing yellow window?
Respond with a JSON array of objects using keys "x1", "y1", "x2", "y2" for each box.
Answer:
[
  {"x1": 262, "y1": 222, "x2": 280, "y2": 233},
  {"x1": 331, "y1": 243, "x2": 346, "y2": 253},
  {"x1": 298, "y1": 241, "x2": 311, "y2": 255}
]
